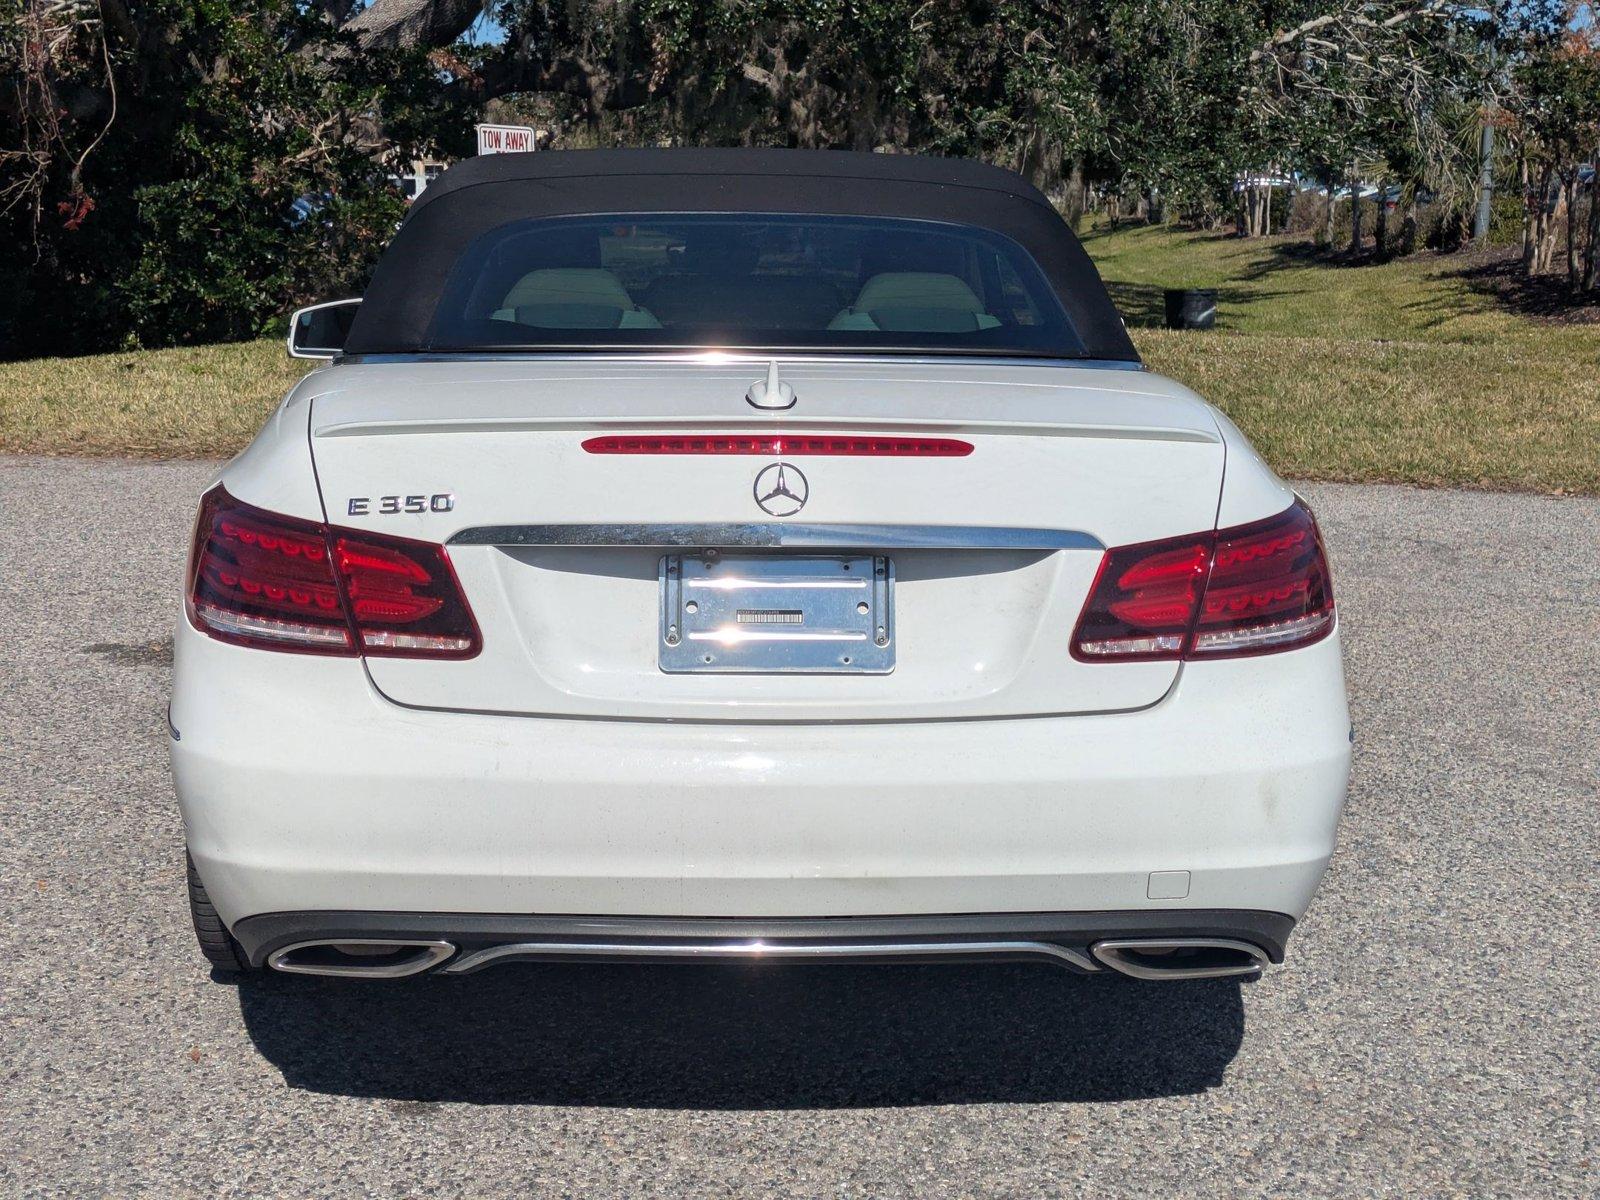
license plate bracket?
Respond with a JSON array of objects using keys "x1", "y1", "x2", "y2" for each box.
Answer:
[{"x1": 659, "y1": 553, "x2": 894, "y2": 674}]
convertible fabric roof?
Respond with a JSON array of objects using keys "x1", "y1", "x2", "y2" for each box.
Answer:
[
  {"x1": 410, "y1": 148, "x2": 1055, "y2": 208},
  {"x1": 344, "y1": 149, "x2": 1138, "y2": 362}
]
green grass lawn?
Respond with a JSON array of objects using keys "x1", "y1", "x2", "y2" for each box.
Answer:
[
  {"x1": 1086, "y1": 224, "x2": 1599, "y2": 493},
  {"x1": 0, "y1": 340, "x2": 306, "y2": 459},
  {"x1": 1, "y1": 225, "x2": 1596, "y2": 491}
]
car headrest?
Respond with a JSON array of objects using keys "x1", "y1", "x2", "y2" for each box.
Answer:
[
  {"x1": 852, "y1": 272, "x2": 985, "y2": 313},
  {"x1": 501, "y1": 269, "x2": 637, "y2": 312}
]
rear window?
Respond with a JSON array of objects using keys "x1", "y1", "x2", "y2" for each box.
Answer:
[{"x1": 426, "y1": 214, "x2": 1083, "y2": 356}]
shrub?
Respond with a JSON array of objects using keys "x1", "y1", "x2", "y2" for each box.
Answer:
[{"x1": 0, "y1": 1, "x2": 461, "y2": 359}]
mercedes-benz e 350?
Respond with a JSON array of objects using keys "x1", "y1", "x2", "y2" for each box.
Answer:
[{"x1": 171, "y1": 150, "x2": 1351, "y2": 983}]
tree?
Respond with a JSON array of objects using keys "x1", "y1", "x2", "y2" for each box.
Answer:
[
  {"x1": 1501, "y1": 3, "x2": 1600, "y2": 286},
  {"x1": 0, "y1": 0, "x2": 475, "y2": 356},
  {"x1": 1242, "y1": 2, "x2": 1492, "y2": 251},
  {"x1": 5, "y1": 0, "x2": 1583, "y2": 358}
]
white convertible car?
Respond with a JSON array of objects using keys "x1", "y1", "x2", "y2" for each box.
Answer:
[{"x1": 171, "y1": 150, "x2": 1350, "y2": 982}]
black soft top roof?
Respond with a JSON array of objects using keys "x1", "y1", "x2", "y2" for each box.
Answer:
[
  {"x1": 410, "y1": 148, "x2": 1056, "y2": 209},
  {"x1": 345, "y1": 149, "x2": 1138, "y2": 361}
]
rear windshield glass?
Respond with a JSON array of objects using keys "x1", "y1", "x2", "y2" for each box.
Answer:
[{"x1": 426, "y1": 214, "x2": 1083, "y2": 356}]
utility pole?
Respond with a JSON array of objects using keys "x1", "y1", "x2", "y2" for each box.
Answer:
[{"x1": 1473, "y1": 122, "x2": 1495, "y2": 241}]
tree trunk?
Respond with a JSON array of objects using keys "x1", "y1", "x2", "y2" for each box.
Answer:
[
  {"x1": 1264, "y1": 183, "x2": 1272, "y2": 235},
  {"x1": 1525, "y1": 165, "x2": 1553, "y2": 274},
  {"x1": 1323, "y1": 189, "x2": 1337, "y2": 246},
  {"x1": 1565, "y1": 173, "x2": 1579, "y2": 290},
  {"x1": 1520, "y1": 156, "x2": 1536, "y2": 271},
  {"x1": 1534, "y1": 177, "x2": 1564, "y2": 275},
  {"x1": 1062, "y1": 163, "x2": 1086, "y2": 228},
  {"x1": 1349, "y1": 170, "x2": 1362, "y2": 256},
  {"x1": 1584, "y1": 155, "x2": 1600, "y2": 292},
  {"x1": 1400, "y1": 197, "x2": 1418, "y2": 256},
  {"x1": 1375, "y1": 182, "x2": 1389, "y2": 259},
  {"x1": 337, "y1": 0, "x2": 484, "y2": 51}
]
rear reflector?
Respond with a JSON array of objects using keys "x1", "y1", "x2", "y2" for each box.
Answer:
[
  {"x1": 582, "y1": 434, "x2": 973, "y2": 456},
  {"x1": 186, "y1": 487, "x2": 480, "y2": 658},
  {"x1": 1071, "y1": 499, "x2": 1334, "y2": 662}
]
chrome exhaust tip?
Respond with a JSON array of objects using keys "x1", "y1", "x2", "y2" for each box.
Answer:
[
  {"x1": 1090, "y1": 938, "x2": 1269, "y2": 981},
  {"x1": 265, "y1": 939, "x2": 456, "y2": 978}
]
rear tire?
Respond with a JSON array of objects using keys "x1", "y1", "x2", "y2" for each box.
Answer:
[{"x1": 186, "y1": 851, "x2": 251, "y2": 973}]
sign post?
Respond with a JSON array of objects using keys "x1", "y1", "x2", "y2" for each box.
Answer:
[{"x1": 475, "y1": 124, "x2": 537, "y2": 155}]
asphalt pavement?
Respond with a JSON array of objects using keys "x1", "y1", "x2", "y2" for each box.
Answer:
[{"x1": 1, "y1": 454, "x2": 1595, "y2": 1197}]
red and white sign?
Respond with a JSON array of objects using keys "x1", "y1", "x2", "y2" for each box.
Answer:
[{"x1": 476, "y1": 124, "x2": 536, "y2": 155}]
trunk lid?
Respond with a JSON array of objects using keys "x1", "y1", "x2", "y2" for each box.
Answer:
[{"x1": 308, "y1": 358, "x2": 1223, "y2": 721}]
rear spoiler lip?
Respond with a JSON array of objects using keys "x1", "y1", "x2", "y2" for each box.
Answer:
[
  {"x1": 313, "y1": 415, "x2": 1218, "y2": 445},
  {"x1": 334, "y1": 352, "x2": 1147, "y2": 370}
]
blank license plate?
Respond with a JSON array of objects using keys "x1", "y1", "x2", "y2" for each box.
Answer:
[{"x1": 659, "y1": 554, "x2": 894, "y2": 674}]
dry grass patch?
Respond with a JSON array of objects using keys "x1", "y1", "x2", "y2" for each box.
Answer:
[
  {"x1": 1139, "y1": 330, "x2": 1600, "y2": 493},
  {"x1": 0, "y1": 340, "x2": 307, "y2": 458}
]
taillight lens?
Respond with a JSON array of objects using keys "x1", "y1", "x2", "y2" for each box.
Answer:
[
  {"x1": 186, "y1": 487, "x2": 480, "y2": 658},
  {"x1": 1071, "y1": 535, "x2": 1210, "y2": 660},
  {"x1": 1190, "y1": 503, "x2": 1333, "y2": 656},
  {"x1": 1071, "y1": 500, "x2": 1334, "y2": 662}
]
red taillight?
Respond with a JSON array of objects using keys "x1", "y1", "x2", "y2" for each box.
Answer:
[
  {"x1": 581, "y1": 434, "x2": 973, "y2": 456},
  {"x1": 1071, "y1": 500, "x2": 1334, "y2": 662},
  {"x1": 186, "y1": 487, "x2": 480, "y2": 658}
]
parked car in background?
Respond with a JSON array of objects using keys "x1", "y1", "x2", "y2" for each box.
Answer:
[{"x1": 173, "y1": 150, "x2": 1351, "y2": 984}]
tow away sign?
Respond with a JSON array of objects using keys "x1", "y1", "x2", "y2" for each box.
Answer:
[{"x1": 476, "y1": 124, "x2": 536, "y2": 155}]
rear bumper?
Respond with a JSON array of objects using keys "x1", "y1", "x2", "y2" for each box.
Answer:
[
  {"x1": 171, "y1": 618, "x2": 1351, "y2": 936},
  {"x1": 233, "y1": 909, "x2": 1296, "y2": 976}
]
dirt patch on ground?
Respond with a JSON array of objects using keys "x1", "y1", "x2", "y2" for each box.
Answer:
[{"x1": 1443, "y1": 244, "x2": 1600, "y2": 325}]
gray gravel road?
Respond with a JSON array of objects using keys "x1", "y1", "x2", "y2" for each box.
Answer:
[{"x1": 1, "y1": 454, "x2": 1595, "y2": 1198}]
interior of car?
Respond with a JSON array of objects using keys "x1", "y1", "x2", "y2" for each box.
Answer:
[{"x1": 470, "y1": 218, "x2": 1041, "y2": 336}]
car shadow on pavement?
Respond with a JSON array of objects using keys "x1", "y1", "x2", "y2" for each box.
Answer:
[{"x1": 234, "y1": 962, "x2": 1245, "y2": 1108}]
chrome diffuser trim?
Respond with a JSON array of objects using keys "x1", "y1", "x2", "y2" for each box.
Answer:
[
  {"x1": 448, "y1": 522, "x2": 1102, "y2": 551},
  {"x1": 443, "y1": 939, "x2": 1098, "y2": 974},
  {"x1": 1090, "y1": 938, "x2": 1269, "y2": 980},
  {"x1": 266, "y1": 939, "x2": 457, "y2": 978}
]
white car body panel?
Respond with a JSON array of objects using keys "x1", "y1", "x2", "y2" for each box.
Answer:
[
  {"x1": 170, "y1": 149, "x2": 1352, "y2": 978},
  {"x1": 211, "y1": 372, "x2": 329, "y2": 518},
  {"x1": 1208, "y1": 403, "x2": 1297, "y2": 528},
  {"x1": 171, "y1": 354, "x2": 1350, "y2": 971},
  {"x1": 302, "y1": 358, "x2": 1233, "y2": 720},
  {"x1": 172, "y1": 612, "x2": 1348, "y2": 926}
]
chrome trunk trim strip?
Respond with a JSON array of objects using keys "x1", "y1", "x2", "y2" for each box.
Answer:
[{"x1": 448, "y1": 522, "x2": 1101, "y2": 550}]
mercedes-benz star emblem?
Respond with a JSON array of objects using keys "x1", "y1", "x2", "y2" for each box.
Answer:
[{"x1": 753, "y1": 462, "x2": 808, "y2": 517}]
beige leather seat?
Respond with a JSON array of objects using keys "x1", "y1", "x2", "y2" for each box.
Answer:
[
  {"x1": 828, "y1": 272, "x2": 1001, "y2": 331},
  {"x1": 492, "y1": 269, "x2": 661, "y2": 328},
  {"x1": 854, "y1": 272, "x2": 987, "y2": 313}
]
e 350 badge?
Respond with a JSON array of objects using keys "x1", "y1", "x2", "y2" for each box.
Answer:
[{"x1": 346, "y1": 493, "x2": 455, "y2": 516}]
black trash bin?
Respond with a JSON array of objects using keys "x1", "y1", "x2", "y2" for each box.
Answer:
[{"x1": 1163, "y1": 288, "x2": 1217, "y2": 330}]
